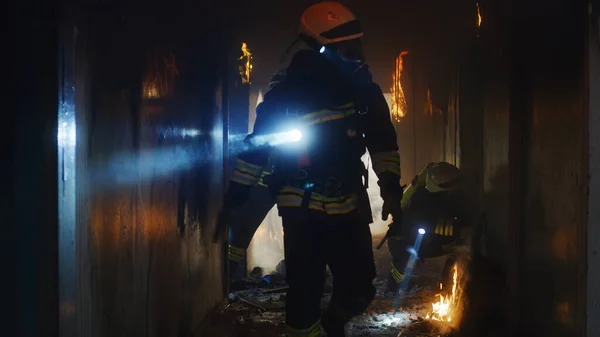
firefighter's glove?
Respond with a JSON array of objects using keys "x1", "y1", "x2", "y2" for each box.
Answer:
[
  {"x1": 379, "y1": 180, "x2": 404, "y2": 226},
  {"x1": 382, "y1": 198, "x2": 403, "y2": 224},
  {"x1": 385, "y1": 221, "x2": 403, "y2": 240}
]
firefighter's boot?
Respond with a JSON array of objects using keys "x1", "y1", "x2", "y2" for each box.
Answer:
[
  {"x1": 386, "y1": 273, "x2": 400, "y2": 294},
  {"x1": 387, "y1": 263, "x2": 404, "y2": 293}
]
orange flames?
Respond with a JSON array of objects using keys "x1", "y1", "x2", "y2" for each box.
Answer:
[
  {"x1": 390, "y1": 51, "x2": 409, "y2": 122},
  {"x1": 477, "y1": 3, "x2": 482, "y2": 28},
  {"x1": 239, "y1": 42, "x2": 253, "y2": 84},
  {"x1": 142, "y1": 51, "x2": 180, "y2": 100},
  {"x1": 425, "y1": 264, "x2": 464, "y2": 325}
]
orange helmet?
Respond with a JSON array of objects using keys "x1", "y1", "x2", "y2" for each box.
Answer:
[{"x1": 299, "y1": 1, "x2": 364, "y2": 47}]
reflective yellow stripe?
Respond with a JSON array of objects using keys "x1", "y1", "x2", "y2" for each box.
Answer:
[
  {"x1": 323, "y1": 195, "x2": 358, "y2": 214},
  {"x1": 228, "y1": 245, "x2": 246, "y2": 262},
  {"x1": 444, "y1": 223, "x2": 454, "y2": 236},
  {"x1": 285, "y1": 320, "x2": 322, "y2": 337},
  {"x1": 373, "y1": 163, "x2": 401, "y2": 176},
  {"x1": 231, "y1": 170, "x2": 261, "y2": 186},
  {"x1": 235, "y1": 158, "x2": 263, "y2": 176},
  {"x1": 277, "y1": 195, "x2": 326, "y2": 211},
  {"x1": 231, "y1": 158, "x2": 264, "y2": 186},
  {"x1": 434, "y1": 222, "x2": 454, "y2": 236},
  {"x1": 400, "y1": 184, "x2": 416, "y2": 208},
  {"x1": 300, "y1": 106, "x2": 356, "y2": 126},
  {"x1": 276, "y1": 186, "x2": 358, "y2": 215},
  {"x1": 391, "y1": 264, "x2": 405, "y2": 283},
  {"x1": 371, "y1": 151, "x2": 400, "y2": 163},
  {"x1": 371, "y1": 151, "x2": 401, "y2": 176},
  {"x1": 257, "y1": 171, "x2": 271, "y2": 187}
]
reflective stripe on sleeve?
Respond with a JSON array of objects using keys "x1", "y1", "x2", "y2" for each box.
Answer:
[{"x1": 371, "y1": 151, "x2": 401, "y2": 176}]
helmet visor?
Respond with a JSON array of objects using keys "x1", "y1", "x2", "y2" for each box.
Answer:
[
  {"x1": 320, "y1": 19, "x2": 363, "y2": 40},
  {"x1": 334, "y1": 38, "x2": 365, "y2": 63}
]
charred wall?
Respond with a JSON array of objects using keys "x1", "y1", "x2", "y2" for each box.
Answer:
[
  {"x1": 13, "y1": 0, "x2": 60, "y2": 336},
  {"x1": 477, "y1": 0, "x2": 589, "y2": 335},
  {"x1": 587, "y1": 0, "x2": 600, "y2": 334},
  {"x1": 392, "y1": 0, "x2": 478, "y2": 185},
  {"x1": 56, "y1": 1, "x2": 236, "y2": 336}
]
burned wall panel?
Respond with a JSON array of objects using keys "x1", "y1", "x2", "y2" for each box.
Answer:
[
  {"x1": 512, "y1": 2, "x2": 587, "y2": 336},
  {"x1": 479, "y1": 16, "x2": 510, "y2": 266},
  {"x1": 14, "y1": 0, "x2": 60, "y2": 335},
  {"x1": 393, "y1": 0, "x2": 478, "y2": 185},
  {"x1": 65, "y1": 1, "x2": 232, "y2": 336},
  {"x1": 588, "y1": 0, "x2": 600, "y2": 335},
  {"x1": 477, "y1": 0, "x2": 589, "y2": 335}
]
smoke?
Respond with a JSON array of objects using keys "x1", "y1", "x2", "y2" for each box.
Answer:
[
  {"x1": 247, "y1": 151, "x2": 391, "y2": 273},
  {"x1": 247, "y1": 206, "x2": 284, "y2": 275},
  {"x1": 86, "y1": 126, "x2": 257, "y2": 191},
  {"x1": 364, "y1": 152, "x2": 394, "y2": 236}
]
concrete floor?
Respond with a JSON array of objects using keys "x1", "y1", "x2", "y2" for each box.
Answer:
[{"x1": 201, "y1": 235, "x2": 454, "y2": 337}]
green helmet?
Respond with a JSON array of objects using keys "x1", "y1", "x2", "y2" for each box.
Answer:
[{"x1": 425, "y1": 162, "x2": 461, "y2": 193}]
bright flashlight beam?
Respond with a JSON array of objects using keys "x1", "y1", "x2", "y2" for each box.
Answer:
[
  {"x1": 90, "y1": 144, "x2": 212, "y2": 189},
  {"x1": 249, "y1": 129, "x2": 303, "y2": 147},
  {"x1": 394, "y1": 231, "x2": 426, "y2": 309}
]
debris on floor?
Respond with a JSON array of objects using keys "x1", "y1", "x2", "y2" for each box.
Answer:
[
  {"x1": 201, "y1": 235, "x2": 455, "y2": 337},
  {"x1": 397, "y1": 319, "x2": 458, "y2": 337}
]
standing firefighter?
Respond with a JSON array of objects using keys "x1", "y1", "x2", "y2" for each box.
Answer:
[
  {"x1": 383, "y1": 162, "x2": 470, "y2": 293},
  {"x1": 215, "y1": 2, "x2": 404, "y2": 336},
  {"x1": 227, "y1": 70, "x2": 287, "y2": 284}
]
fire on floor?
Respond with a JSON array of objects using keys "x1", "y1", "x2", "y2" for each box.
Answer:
[{"x1": 201, "y1": 235, "x2": 468, "y2": 337}]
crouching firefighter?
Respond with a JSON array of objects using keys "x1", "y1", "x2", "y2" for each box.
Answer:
[
  {"x1": 381, "y1": 162, "x2": 470, "y2": 293},
  {"x1": 214, "y1": 2, "x2": 404, "y2": 336},
  {"x1": 226, "y1": 70, "x2": 288, "y2": 284}
]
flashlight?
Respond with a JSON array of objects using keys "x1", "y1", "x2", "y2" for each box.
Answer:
[
  {"x1": 418, "y1": 228, "x2": 426, "y2": 235},
  {"x1": 249, "y1": 128, "x2": 304, "y2": 147},
  {"x1": 319, "y1": 46, "x2": 326, "y2": 54},
  {"x1": 288, "y1": 129, "x2": 303, "y2": 142}
]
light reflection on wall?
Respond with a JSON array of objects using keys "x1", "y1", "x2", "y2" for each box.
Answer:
[
  {"x1": 57, "y1": 59, "x2": 77, "y2": 331},
  {"x1": 58, "y1": 120, "x2": 77, "y2": 148}
]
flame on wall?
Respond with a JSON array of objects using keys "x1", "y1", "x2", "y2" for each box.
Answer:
[
  {"x1": 142, "y1": 51, "x2": 179, "y2": 100},
  {"x1": 390, "y1": 51, "x2": 409, "y2": 122},
  {"x1": 239, "y1": 42, "x2": 253, "y2": 84},
  {"x1": 477, "y1": 3, "x2": 482, "y2": 28}
]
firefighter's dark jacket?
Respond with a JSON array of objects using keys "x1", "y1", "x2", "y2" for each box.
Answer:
[{"x1": 224, "y1": 50, "x2": 401, "y2": 217}]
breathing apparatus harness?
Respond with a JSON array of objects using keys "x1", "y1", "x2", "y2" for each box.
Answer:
[{"x1": 268, "y1": 36, "x2": 372, "y2": 208}]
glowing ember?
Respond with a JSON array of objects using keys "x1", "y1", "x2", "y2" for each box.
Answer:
[
  {"x1": 390, "y1": 51, "x2": 409, "y2": 122},
  {"x1": 476, "y1": 3, "x2": 482, "y2": 27},
  {"x1": 239, "y1": 42, "x2": 253, "y2": 84},
  {"x1": 425, "y1": 264, "x2": 462, "y2": 324}
]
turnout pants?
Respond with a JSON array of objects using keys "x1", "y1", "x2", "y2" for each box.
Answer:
[
  {"x1": 281, "y1": 208, "x2": 376, "y2": 336},
  {"x1": 228, "y1": 186, "x2": 276, "y2": 280}
]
